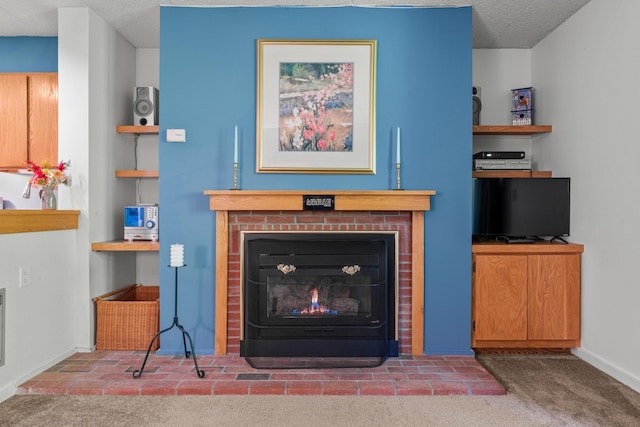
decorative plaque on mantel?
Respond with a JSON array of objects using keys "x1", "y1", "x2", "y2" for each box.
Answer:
[{"x1": 303, "y1": 195, "x2": 335, "y2": 210}]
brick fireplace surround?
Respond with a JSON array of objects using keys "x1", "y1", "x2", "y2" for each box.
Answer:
[{"x1": 205, "y1": 190, "x2": 435, "y2": 356}]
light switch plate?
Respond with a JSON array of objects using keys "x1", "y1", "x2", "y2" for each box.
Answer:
[{"x1": 167, "y1": 129, "x2": 186, "y2": 142}]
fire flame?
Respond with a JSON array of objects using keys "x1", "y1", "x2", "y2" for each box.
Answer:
[{"x1": 294, "y1": 287, "x2": 337, "y2": 315}]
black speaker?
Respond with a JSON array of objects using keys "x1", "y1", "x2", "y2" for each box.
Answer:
[
  {"x1": 133, "y1": 86, "x2": 159, "y2": 126},
  {"x1": 472, "y1": 86, "x2": 481, "y2": 125}
]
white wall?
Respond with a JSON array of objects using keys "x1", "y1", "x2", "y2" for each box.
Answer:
[
  {"x1": 472, "y1": 50, "x2": 539, "y2": 163},
  {"x1": 134, "y1": 48, "x2": 160, "y2": 286},
  {"x1": 59, "y1": 7, "x2": 138, "y2": 349},
  {"x1": 473, "y1": 49, "x2": 532, "y2": 126},
  {"x1": 0, "y1": 7, "x2": 139, "y2": 402},
  {"x1": 532, "y1": 0, "x2": 640, "y2": 392},
  {"x1": 0, "y1": 172, "x2": 44, "y2": 209},
  {"x1": 0, "y1": 230, "x2": 78, "y2": 402}
]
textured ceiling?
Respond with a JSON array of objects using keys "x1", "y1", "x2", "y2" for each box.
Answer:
[{"x1": 0, "y1": 0, "x2": 591, "y2": 49}]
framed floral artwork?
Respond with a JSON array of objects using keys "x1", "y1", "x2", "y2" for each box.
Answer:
[{"x1": 256, "y1": 39, "x2": 377, "y2": 174}]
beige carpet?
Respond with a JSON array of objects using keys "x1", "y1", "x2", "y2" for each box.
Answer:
[
  {"x1": 0, "y1": 394, "x2": 583, "y2": 427},
  {"x1": 477, "y1": 353, "x2": 640, "y2": 426},
  {"x1": 1, "y1": 354, "x2": 638, "y2": 427}
]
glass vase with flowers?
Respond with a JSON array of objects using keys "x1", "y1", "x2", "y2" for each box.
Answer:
[{"x1": 24, "y1": 159, "x2": 72, "y2": 210}]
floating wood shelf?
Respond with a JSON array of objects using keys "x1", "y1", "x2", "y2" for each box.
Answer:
[
  {"x1": 473, "y1": 125, "x2": 552, "y2": 135},
  {"x1": 91, "y1": 240, "x2": 159, "y2": 252},
  {"x1": 473, "y1": 170, "x2": 552, "y2": 179},
  {"x1": 115, "y1": 170, "x2": 159, "y2": 178},
  {"x1": 116, "y1": 125, "x2": 159, "y2": 134}
]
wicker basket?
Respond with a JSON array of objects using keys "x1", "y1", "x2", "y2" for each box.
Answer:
[{"x1": 93, "y1": 284, "x2": 160, "y2": 351}]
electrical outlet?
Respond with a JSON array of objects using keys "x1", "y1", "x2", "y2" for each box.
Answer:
[{"x1": 19, "y1": 266, "x2": 31, "y2": 288}]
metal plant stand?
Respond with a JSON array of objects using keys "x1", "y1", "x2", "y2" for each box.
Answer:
[{"x1": 133, "y1": 265, "x2": 205, "y2": 378}]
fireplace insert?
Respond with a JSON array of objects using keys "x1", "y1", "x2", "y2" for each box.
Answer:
[{"x1": 241, "y1": 232, "x2": 397, "y2": 366}]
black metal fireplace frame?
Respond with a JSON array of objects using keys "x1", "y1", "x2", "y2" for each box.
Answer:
[{"x1": 240, "y1": 232, "x2": 398, "y2": 367}]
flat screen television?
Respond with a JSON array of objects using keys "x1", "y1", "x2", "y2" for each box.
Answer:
[{"x1": 473, "y1": 177, "x2": 570, "y2": 242}]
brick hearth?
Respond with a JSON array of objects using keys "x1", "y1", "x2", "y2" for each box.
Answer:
[{"x1": 17, "y1": 351, "x2": 506, "y2": 396}]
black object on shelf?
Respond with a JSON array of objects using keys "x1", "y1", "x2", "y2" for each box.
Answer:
[{"x1": 132, "y1": 265, "x2": 205, "y2": 379}]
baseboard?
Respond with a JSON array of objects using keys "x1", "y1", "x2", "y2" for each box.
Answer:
[
  {"x1": 0, "y1": 383, "x2": 16, "y2": 404},
  {"x1": 474, "y1": 348, "x2": 572, "y2": 355},
  {"x1": 0, "y1": 347, "x2": 78, "y2": 404},
  {"x1": 573, "y1": 347, "x2": 640, "y2": 393}
]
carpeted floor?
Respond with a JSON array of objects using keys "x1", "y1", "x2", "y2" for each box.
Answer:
[
  {"x1": 0, "y1": 354, "x2": 638, "y2": 426},
  {"x1": 0, "y1": 394, "x2": 583, "y2": 427},
  {"x1": 476, "y1": 353, "x2": 640, "y2": 426}
]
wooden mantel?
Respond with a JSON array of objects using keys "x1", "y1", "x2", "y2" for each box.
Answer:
[
  {"x1": 204, "y1": 189, "x2": 436, "y2": 355},
  {"x1": 204, "y1": 190, "x2": 434, "y2": 211}
]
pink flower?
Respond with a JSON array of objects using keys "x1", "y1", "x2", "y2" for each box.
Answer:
[{"x1": 25, "y1": 159, "x2": 72, "y2": 189}]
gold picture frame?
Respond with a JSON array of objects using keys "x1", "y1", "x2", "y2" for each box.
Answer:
[{"x1": 256, "y1": 39, "x2": 377, "y2": 174}]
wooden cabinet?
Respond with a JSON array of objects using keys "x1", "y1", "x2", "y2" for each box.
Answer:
[
  {"x1": 0, "y1": 73, "x2": 58, "y2": 169},
  {"x1": 471, "y1": 242, "x2": 583, "y2": 349},
  {"x1": 473, "y1": 254, "x2": 528, "y2": 342},
  {"x1": 0, "y1": 75, "x2": 28, "y2": 167},
  {"x1": 28, "y1": 74, "x2": 58, "y2": 164}
]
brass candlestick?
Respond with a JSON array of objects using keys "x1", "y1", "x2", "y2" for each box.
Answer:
[
  {"x1": 233, "y1": 162, "x2": 238, "y2": 190},
  {"x1": 396, "y1": 163, "x2": 401, "y2": 190}
]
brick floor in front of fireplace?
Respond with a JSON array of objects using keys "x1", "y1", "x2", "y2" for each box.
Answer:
[{"x1": 16, "y1": 351, "x2": 505, "y2": 396}]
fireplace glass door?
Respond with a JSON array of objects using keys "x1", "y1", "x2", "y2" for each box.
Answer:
[
  {"x1": 241, "y1": 232, "x2": 397, "y2": 362},
  {"x1": 258, "y1": 256, "x2": 381, "y2": 328}
]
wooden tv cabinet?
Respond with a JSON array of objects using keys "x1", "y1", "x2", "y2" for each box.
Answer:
[{"x1": 471, "y1": 241, "x2": 584, "y2": 350}]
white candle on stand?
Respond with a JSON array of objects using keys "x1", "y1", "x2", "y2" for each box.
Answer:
[
  {"x1": 170, "y1": 244, "x2": 184, "y2": 267},
  {"x1": 234, "y1": 125, "x2": 238, "y2": 163},
  {"x1": 396, "y1": 127, "x2": 401, "y2": 165}
]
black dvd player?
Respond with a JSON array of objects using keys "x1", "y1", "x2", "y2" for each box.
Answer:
[{"x1": 473, "y1": 151, "x2": 525, "y2": 160}]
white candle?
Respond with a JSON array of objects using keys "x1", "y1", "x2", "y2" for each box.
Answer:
[
  {"x1": 396, "y1": 127, "x2": 401, "y2": 165},
  {"x1": 170, "y1": 244, "x2": 184, "y2": 267},
  {"x1": 234, "y1": 125, "x2": 238, "y2": 163}
]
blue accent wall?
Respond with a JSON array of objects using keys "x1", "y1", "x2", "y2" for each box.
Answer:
[
  {"x1": 159, "y1": 6, "x2": 473, "y2": 355},
  {"x1": 0, "y1": 37, "x2": 58, "y2": 71}
]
